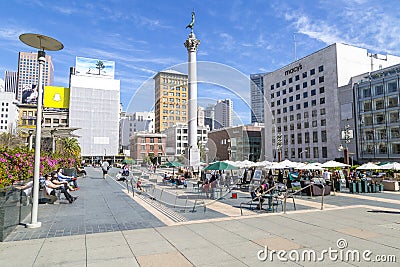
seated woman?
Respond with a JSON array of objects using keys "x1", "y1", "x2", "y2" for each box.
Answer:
[
  {"x1": 51, "y1": 172, "x2": 76, "y2": 191},
  {"x1": 45, "y1": 173, "x2": 77, "y2": 204},
  {"x1": 76, "y1": 165, "x2": 87, "y2": 177},
  {"x1": 57, "y1": 168, "x2": 79, "y2": 189}
]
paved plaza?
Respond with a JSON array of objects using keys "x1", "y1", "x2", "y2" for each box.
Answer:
[{"x1": 0, "y1": 167, "x2": 399, "y2": 266}]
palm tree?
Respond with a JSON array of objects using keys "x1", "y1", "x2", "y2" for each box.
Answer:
[
  {"x1": 59, "y1": 137, "x2": 81, "y2": 159},
  {"x1": 95, "y1": 60, "x2": 105, "y2": 75}
]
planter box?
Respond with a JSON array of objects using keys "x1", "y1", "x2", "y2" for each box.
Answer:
[{"x1": 0, "y1": 188, "x2": 31, "y2": 241}]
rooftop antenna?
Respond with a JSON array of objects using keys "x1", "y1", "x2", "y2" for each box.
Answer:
[{"x1": 294, "y1": 33, "x2": 297, "y2": 61}]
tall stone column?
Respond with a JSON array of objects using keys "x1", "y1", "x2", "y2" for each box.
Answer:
[{"x1": 184, "y1": 31, "x2": 200, "y2": 168}]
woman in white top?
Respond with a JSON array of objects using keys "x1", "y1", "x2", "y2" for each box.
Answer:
[{"x1": 45, "y1": 174, "x2": 77, "y2": 204}]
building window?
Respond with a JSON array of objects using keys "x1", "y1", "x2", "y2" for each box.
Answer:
[
  {"x1": 282, "y1": 89, "x2": 286, "y2": 95},
  {"x1": 276, "y1": 91, "x2": 280, "y2": 97},
  {"x1": 320, "y1": 108, "x2": 326, "y2": 115},
  {"x1": 318, "y1": 65, "x2": 324, "y2": 72},
  {"x1": 277, "y1": 100, "x2": 280, "y2": 105},
  {"x1": 289, "y1": 96, "x2": 294, "y2": 102},
  {"x1": 321, "y1": 119, "x2": 326, "y2": 126},
  {"x1": 297, "y1": 113, "x2": 301, "y2": 120},
  {"x1": 295, "y1": 84, "x2": 300, "y2": 91},
  {"x1": 312, "y1": 120, "x2": 317, "y2": 127},
  {"x1": 283, "y1": 98, "x2": 287, "y2": 104},
  {"x1": 311, "y1": 89, "x2": 316, "y2": 96},
  {"x1": 303, "y1": 92, "x2": 308, "y2": 98},
  {"x1": 276, "y1": 82, "x2": 280, "y2": 88},
  {"x1": 388, "y1": 96, "x2": 398, "y2": 108},
  {"x1": 289, "y1": 87, "x2": 293, "y2": 93},
  {"x1": 374, "y1": 84, "x2": 384, "y2": 96},
  {"x1": 313, "y1": 147, "x2": 319, "y2": 158},
  {"x1": 388, "y1": 81, "x2": 398, "y2": 93},
  {"x1": 271, "y1": 84, "x2": 274, "y2": 90},
  {"x1": 288, "y1": 77, "x2": 293, "y2": 83},
  {"x1": 303, "y1": 82, "x2": 307, "y2": 88},
  {"x1": 271, "y1": 93, "x2": 274, "y2": 99},
  {"x1": 302, "y1": 72, "x2": 307, "y2": 78},
  {"x1": 303, "y1": 102, "x2": 308, "y2": 108},
  {"x1": 322, "y1": 147, "x2": 327, "y2": 158},
  {"x1": 320, "y1": 97, "x2": 325, "y2": 104},
  {"x1": 319, "y1": 76, "x2": 324, "y2": 83},
  {"x1": 296, "y1": 94, "x2": 300, "y2": 100},
  {"x1": 289, "y1": 106, "x2": 293, "y2": 111},
  {"x1": 375, "y1": 98, "x2": 384, "y2": 110},
  {"x1": 313, "y1": 131, "x2": 318, "y2": 142},
  {"x1": 305, "y1": 132, "x2": 310, "y2": 143},
  {"x1": 310, "y1": 68, "x2": 315, "y2": 75},
  {"x1": 296, "y1": 104, "x2": 301, "y2": 110},
  {"x1": 282, "y1": 80, "x2": 286, "y2": 86},
  {"x1": 297, "y1": 133, "x2": 302, "y2": 144},
  {"x1": 295, "y1": 75, "x2": 299, "y2": 81},
  {"x1": 311, "y1": 79, "x2": 316, "y2": 86},
  {"x1": 321, "y1": 130, "x2": 327, "y2": 142},
  {"x1": 319, "y1": 87, "x2": 325, "y2": 94}
]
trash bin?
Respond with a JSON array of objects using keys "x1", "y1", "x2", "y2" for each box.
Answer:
[
  {"x1": 231, "y1": 193, "x2": 237, "y2": 199},
  {"x1": 369, "y1": 184, "x2": 376, "y2": 193},
  {"x1": 361, "y1": 179, "x2": 368, "y2": 193},
  {"x1": 356, "y1": 181, "x2": 362, "y2": 193},
  {"x1": 349, "y1": 182, "x2": 356, "y2": 193}
]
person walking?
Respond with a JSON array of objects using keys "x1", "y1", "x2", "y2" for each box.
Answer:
[{"x1": 102, "y1": 160, "x2": 110, "y2": 179}]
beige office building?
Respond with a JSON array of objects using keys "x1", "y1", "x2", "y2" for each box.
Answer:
[{"x1": 154, "y1": 70, "x2": 188, "y2": 133}]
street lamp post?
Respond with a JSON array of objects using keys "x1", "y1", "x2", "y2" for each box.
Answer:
[
  {"x1": 19, "y1": 33, "x2": 63, "y2": 229},
  {"x1": 300, "y1": 150, "x2": 307, "y2": 162}
]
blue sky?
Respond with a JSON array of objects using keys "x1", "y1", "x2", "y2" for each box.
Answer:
[{"x1": 1, "y1": 0, "x2": 399, "y2": 125}]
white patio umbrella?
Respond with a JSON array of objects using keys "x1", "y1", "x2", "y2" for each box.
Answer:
[
  {"x1": 379, "y1": 162, "x2": 400, "y2": 171},
  {"x1": 271, "y1": 159, "x2": 300, "y2": 169},
  {"x1": 255, "y1": 160, "x2": 273, "y2": 168},
  {"x1": 296, "y1": 162, "x2": 324, "y2": 170},
  {"x1": 321, "y1": 160, "x2": 350, "y2": 168},
  {"x1": 356, "y1": 162, "x2": 381, "y2": 170}
]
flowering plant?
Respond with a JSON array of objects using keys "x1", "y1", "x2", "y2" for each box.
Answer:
[{"x1": 0, "y1": 147, "x2": 78, "y2": 188}]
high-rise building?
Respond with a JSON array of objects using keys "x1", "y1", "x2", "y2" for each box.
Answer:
[
  {"x1": 250, "y1": 73, "x2": 268, "y2": 123},
  {"x1": 262, "y1": 43, "x2": 400, "y2": 162},
  {"x1": 17, "y1": 52, "x2": 54, "y2": 103},
  {"x1": 0, "y1": 91, "x2": 19, "y2": 133},
  {"x1": 204, "y1": 104, "x2": 215, "y2": 130},
  {"x1": 154, "y1": 70, "x2": 188, "y2": 133},
  {"x1": 214, "y1": 99, "x2": 233, "y2": 129},
  {"x1": 69, "y1": 57, "x2": 120, "y2": 157},
  {"x1": 4, "y1": 71, "x2": 18, "y2": 94},
  {"x1": 120, "y1": 111, "x2": 154, "y2": 156}
]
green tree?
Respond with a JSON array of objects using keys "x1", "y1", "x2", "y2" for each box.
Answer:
[
  {"x1": 95, "y1": 60, "x2": 105, "y2": 75},
  {"x1": 0, "y1": 132, "x2": 24, "y2": 149}
]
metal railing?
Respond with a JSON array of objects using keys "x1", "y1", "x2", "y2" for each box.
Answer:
[
  {"x1": 283, "y1": 183, "x2": 326, "y2": 214},
  {"x1": 239, "y1": 185, "x2": 278, "y2": 215}
]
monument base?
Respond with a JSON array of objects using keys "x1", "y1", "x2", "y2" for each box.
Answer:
[{"x1": 185, "y1": 147, "x2": 200, "y2": 168}]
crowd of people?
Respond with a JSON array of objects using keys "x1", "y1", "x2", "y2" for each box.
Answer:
[{"x1": 14, "y1": 167, "x2": 83, "y2": 204}]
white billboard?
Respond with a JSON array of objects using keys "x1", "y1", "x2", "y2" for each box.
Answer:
[{"x1": 75, "y1": 57, "x2": 115, "y2": 79}]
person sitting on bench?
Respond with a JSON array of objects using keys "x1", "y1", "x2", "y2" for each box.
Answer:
[
  {"x1": 57, "y1": 168, "x2": 79, "y2": 189},
  {"x1": 51, "y1": 171, "x2": 76, "y2": 191},
  {"x1": 76, "y1": 165, "x2": 87, "y2": 177},
  {"x1": 45, "y1": 173, "x2": 77, "y2": 204}
]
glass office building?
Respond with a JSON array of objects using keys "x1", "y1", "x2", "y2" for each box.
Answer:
[{"x1": 354, "y1": 64, "x2": 400, "y2": 160}]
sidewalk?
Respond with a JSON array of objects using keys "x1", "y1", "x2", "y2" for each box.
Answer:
[{"x1": 1, "y1": 167, "x2": 399, "y2": 266}]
